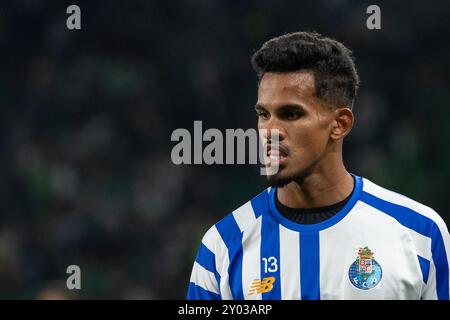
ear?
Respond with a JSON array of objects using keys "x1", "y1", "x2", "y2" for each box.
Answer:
[{"x1": 330, "y1": 108, "x2": 354, "y2": 140}]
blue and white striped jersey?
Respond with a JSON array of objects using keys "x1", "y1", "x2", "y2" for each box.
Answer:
[{"x1": 187, "y1": 175, "x2": 450, "y2": 300}]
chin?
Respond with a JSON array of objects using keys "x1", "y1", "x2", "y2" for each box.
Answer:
[
  {"x1": 266, "y1": 166, "x2": 309, "y2": 188},
  {"x1": 266, "y1": 171, "x2": 294, "y2": 188},
  {"x1": 267, "y1": 177, "x2": 292, "y2": 188}
]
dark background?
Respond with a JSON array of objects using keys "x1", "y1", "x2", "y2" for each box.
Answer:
[{"x1": 0, "y1": 0, "x2": 449, "y2": 299}]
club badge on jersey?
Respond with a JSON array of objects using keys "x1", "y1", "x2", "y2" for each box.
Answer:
[{"x1": 348, "y1": 246, "x2": 383, "y2": 290}]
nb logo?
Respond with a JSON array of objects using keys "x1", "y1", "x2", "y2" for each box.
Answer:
[{"x1": 248, "y1": 277, "x2": 275, "y2": 295}]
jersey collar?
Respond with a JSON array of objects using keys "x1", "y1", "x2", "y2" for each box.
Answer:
[{"x1": 267, "y1": 174, "x2": 363, "y2": 232}]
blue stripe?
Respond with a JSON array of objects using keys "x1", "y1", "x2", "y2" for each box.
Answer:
[
  {"x1": 195, "y1": 243, "x2": 221, "y2": 286},
  {"x1": 187, "y1": 282, "x2": 221, "y2": 300},
  {"x1": 251, "y1": 189, "x2": 270, "y2": 219},
  {"x1": 300, "y1": 232, "x2": 320, "y2": 300},
  {"x1": 418, "y1": 255, "x2": 430, "y2": 284},
  {"x1": 260, "y1": 213, "x2": 281, "y2": 300},
  {"x1": 360, "y1": 192, "x2": 434, "y2": 235},
  {"x1": 431, "y1": 225, "x2": 450, "y2": 299},
  {"x1": 361, "y1": 191, "x2": 449, "y2": 300},
  {"x1": 215, "y1": 214, "x2": 244, "y2": 300}
]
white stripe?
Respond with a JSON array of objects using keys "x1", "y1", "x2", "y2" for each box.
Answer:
[
  {"x1": 202, "y1": 226, "x2": 216, "y2": 254},
  {"x1": 202, "y1": 226, "x2": 233, "y2": 299},
  {"x1": 212, "y1": 226, "x2": 233, "y2": 300},
  {"x1": 279, "y1": 224, "x2": 301, "y2": 299},
  {"x1": 242, "y1": 216, "x2": 262, "y2": 300},
  {"x1": 422, "y1": 259, "x2": 438, "y2": 300},
  {"x1": 232, "y1": 201, "x2": 256, "y2": 232},
  {"x1": 409, "y1": 228, "x2": 432, "y2": 260},
  {"x1": 190, "y1": 262, "x2": 220, "y2": 294}
]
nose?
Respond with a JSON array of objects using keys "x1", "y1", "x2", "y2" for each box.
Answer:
[{"x1": 261, "y1": 118, "x2": 286, "y2": 142}]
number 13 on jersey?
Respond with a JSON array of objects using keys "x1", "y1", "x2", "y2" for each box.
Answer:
[{"x1": 262, "y1": 257, "x2": 278, "y2": 273}]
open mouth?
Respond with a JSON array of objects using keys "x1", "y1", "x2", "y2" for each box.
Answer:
[{"x1": 266, "y1": 144, "x2": 289, "y2": 165}]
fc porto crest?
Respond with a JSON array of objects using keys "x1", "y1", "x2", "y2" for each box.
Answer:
[{"x1": 348, "y1": 246, "x2": 382, "y2": 290}]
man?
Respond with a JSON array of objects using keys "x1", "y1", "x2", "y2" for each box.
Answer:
[{"x1": 186, "y1": 31, "x2": 450, "y2": 300}]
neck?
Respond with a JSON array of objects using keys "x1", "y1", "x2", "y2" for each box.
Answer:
[{"x1": 277, "y1": 152, "x2": 354, "y2": 209}]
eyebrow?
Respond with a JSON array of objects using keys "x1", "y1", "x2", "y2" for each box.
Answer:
[
  {"x1": 254, "y1": 104, "x2": 266, "y2": 111},
  {"x1": 255, "y1": 103, "x2": 306, "y2": 112}
]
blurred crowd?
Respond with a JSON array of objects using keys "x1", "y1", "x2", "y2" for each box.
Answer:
[{"x1": 0, "y1": 0, "x2": 449, "y2": 298}]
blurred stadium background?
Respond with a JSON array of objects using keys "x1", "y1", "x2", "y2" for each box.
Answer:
[{"x1": 0, "y1": 0, "x2": 449, "y2": 299}]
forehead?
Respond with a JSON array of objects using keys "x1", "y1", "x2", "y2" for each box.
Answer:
[{"x1": 257, "y1": 71, "x2": 316, "y2": 106}]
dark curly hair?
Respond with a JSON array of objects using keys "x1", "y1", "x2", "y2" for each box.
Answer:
[{"x1": 251, "y1": 31, "x2": 360, "y2": 109}]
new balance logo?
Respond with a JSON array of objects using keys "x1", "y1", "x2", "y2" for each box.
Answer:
[{"x1": 248, "y1": 277, "x2": 275, "y2": 295}]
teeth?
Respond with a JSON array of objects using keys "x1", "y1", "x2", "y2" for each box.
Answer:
[
  {"x1": 269, "y1": 152, "x2": 280, "y2": 161},
  {"x1": 266, "y1": 147, "x2": 283, "y2": 161}
]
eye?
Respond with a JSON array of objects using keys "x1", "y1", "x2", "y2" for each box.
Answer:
[
  {"x1": 257, "y1": 110, "x2": 270, "y2": 120},
  {"x1": 285, "y1": 111, "x2": 301, "y2": 120}
]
